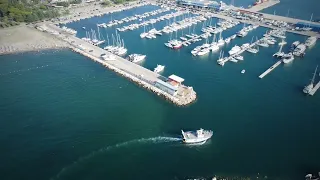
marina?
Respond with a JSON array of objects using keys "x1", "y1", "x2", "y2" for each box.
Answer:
[{"x1": 43, "y1": 2, "x2": 320, "y2": 97}]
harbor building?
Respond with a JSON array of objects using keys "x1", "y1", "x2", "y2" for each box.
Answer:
[
  {"x1": 155, "y1": 74, "x2": 185, "y2": 96},
  {"x1": 155, "y1": 80, "x2": 178, "y2": 96},
  {"x1": 176, "y1": 0, "x2": 220, "y2": 10}
]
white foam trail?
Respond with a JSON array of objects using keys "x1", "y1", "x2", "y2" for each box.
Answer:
[{"x1": 51, "y1": 136, "x2": 181, "y2": 180}]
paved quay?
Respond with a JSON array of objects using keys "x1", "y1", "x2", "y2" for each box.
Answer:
[
  {"x1": 40, "y1": 24, "x2": 197, "y2": 106},
  {"x1": 229, "y1": 5, "x2": 320, "y2": 28},
  {"x1": 199, "y1": 12, "x2": 320, "y2": 38}
]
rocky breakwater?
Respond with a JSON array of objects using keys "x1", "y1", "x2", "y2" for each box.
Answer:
[{"x1": 70, "y1": 47, "x2": 197, "y2": 106}]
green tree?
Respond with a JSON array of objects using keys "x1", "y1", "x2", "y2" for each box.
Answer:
[
  {"x1": 39, "y1": 4, "x2": 46, "y2": 10},
  {"x1": 0, "y1": 0, "x2": 8, "y2": 17}
]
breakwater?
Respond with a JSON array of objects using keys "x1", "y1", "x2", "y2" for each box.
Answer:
[{"x1": 40, "y1": 24, "x2": 196, "y2": 106}]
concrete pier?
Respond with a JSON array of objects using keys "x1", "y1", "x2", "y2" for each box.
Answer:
[
  {"x1": 39, "y1": 24, "x2": 196, "y2": 106},
  {"x1": 309, "y1": 81, "x2": 320, "y2": 96},
  {"x1": 259, "y1": 60, "x2": 282, "y2": 79},
  {"x1": 204, "y1": 12, "x2": 319, "y2": 37}
]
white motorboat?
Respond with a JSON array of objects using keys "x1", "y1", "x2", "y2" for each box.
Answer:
[
  {"x1": 282, "y1": 54, "x2": 294, "y2": 64},
  {"x1": 128, "y1": 54, "x2": 146, "y2": 63},
  {"x1": 140, "y1": 32, "x2": 148, "y2": 38},
  {"x1": 153, "y1": 64, "x2": 165, "y2": 73},
  {"x1": 197, "y1": 48, "x2": 210, "y2": 56},
  {"x1": 305, "y1": 36, "x2": 317, "y2": 47},
  {"x1": 225, "y1": 37, "x2": 231, "y2": 44},
  {"x1": 241, "y1": 69, "x2": 245, "y2": 74},
  {"x1": 181, "y1": 129, "x2": 213, "y2": 144},
  {"x1": 293, "y1": 44, "x2": 306, "y2": 56},
  {"x1": 234, "y1": 54, "x2": 244, "y2": 61},
  {"x1": 228, "y1": 45, "x2": 241, "y2": 55}
]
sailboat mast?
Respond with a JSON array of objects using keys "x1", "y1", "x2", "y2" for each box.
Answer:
[{"x1": 311, "y1": 65, "x2": 318, "y2": 84}]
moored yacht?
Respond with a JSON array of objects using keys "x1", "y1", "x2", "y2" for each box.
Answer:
[
  {"x1": 128, "y1": 54, "x2": 146, "y2": 63},
  {"x1": 154, "y1": 64, "x2": 165, "y2": 73},
  {"x1": 305, "y1": 36, "x2": 317, "y2": 47},
  {"x1": 293, "y1": 44, "x2": 306, "y2": 56},
  {"x1": 229, "y1": 45, "x2": 241, "y2": 55}
]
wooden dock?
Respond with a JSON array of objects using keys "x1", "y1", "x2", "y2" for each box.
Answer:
[
  {"x1": 309, "y1": 81, "x2": 320, "y2": 96},
  {"x1": 259, "y1": 60, "x2": 282, "y2": 79}
]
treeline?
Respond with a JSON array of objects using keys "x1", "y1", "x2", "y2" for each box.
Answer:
[
  {"x1": 100, "y1": 0, "x2": 134, "y2": 6},
  {"x1": 0, "y1": 0, "x2": 82, "y2": 27},
  {"x1": 0, "y1": 0, "x2": 60, "y2": 27},
  {"x1": 55, "y1": 0, "x2": 82, "y2": 7}
]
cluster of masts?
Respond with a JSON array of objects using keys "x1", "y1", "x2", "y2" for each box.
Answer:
[
  {"x1": 103, "y1": 33, "x2": 127, "y2": 56},
  {"x1": 236, "y1": 24, "x2": 259, "y2": 37},
  {"x1": 163, "y1": 19, "x2": 241, "y2": 50},
  {"x1": 97, "y1": 8, "x2": 170, "y2": 28},
  {"x1": 81, "y1": 27, "x2": 105, "y2": 46},
  {"x1": 140, "y1": 15, "x2": 208, "y2": 39},
  {"x1": 117, "y1": 11, "x2": 187, "y2": 32}
]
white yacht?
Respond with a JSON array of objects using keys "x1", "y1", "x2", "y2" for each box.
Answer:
[
  {"x1": 197, "y1": 48, "x2": 210, "y2": 56},
  {"x1": 128, "y1": 54, "x2": 146, "y2": 63},
  {"x1": 230, "y1": 34, "x2": 237, "y2": 39},
  {"x1": 210, "y1": 44, "x2": 219, "y2": 51},
  {"x1": 153, "y1": 64, "x2": 165, "y2": 73},
  {"x1": 229, "y1": 45, "x2": 242, "y2": 55},
  {"x1": 282, "y1": 55, "x2": 294, "y2": 64},
  {"x1": 140, "y1": 32, "x2": 148, "y2": 38},
  {"x1": 305, "y1": 36, "x2": 317, "y2": 47},
  {"x1": 291, "y1": 41, "x2": 300, "y2": 48},
  {"x1": 225, "y1": 37, "x2": 231, "y2": 44},
  {"x1": 246, "y1": 46, "x2": 259, "y2": 54},
  {"x1": 293, "y1": 44, "x2": 306, "y2": 56},
  {"x1": 181, "y1": 129, "x2": 213, "y2": 144},
  {"x1": 241, "y1": 69, "x2": 246, "y2": 74},
  {"x1": 234, "y1": 54, "x2": 244, "y2": 61},
  {"x1": 257, "y1": 40, "x2": 269, "y2": 47}
]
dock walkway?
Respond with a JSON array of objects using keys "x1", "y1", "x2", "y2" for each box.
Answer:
[
  {"x1": 309, "y1": 81, "x2": 320, "y2": 96},
  {"x1": 259, "y1": 60, "x2": 282, "y2": 79}
]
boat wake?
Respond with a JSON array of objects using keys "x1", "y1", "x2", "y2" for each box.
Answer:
[{"x1": 51, "y1": 136, "x2": 181, "y2": 180}]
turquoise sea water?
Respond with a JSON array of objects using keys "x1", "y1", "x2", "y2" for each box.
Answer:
[{"x1": 1, "y1": 2, "x2": 320, "y2": 180}]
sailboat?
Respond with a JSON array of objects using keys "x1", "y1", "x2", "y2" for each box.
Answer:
[
  {"x1": 273, "y1": 43, "x2": 284, "y2": 58},
  {"x1": 217, "y1": 31, "x2": 225, "y2": 46},
  {"x1": 303, "y1": 65, "x2": 318, "y2": 94},
  {"x1": 246, "y1": 37, "x2": 259, "y2": 54},
  {"x1": 140, "y1": 23, "x2": 148, "y2": 38},
  {"x1": 217, "y1": 51, "x2": 225, "y2": 66}
]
